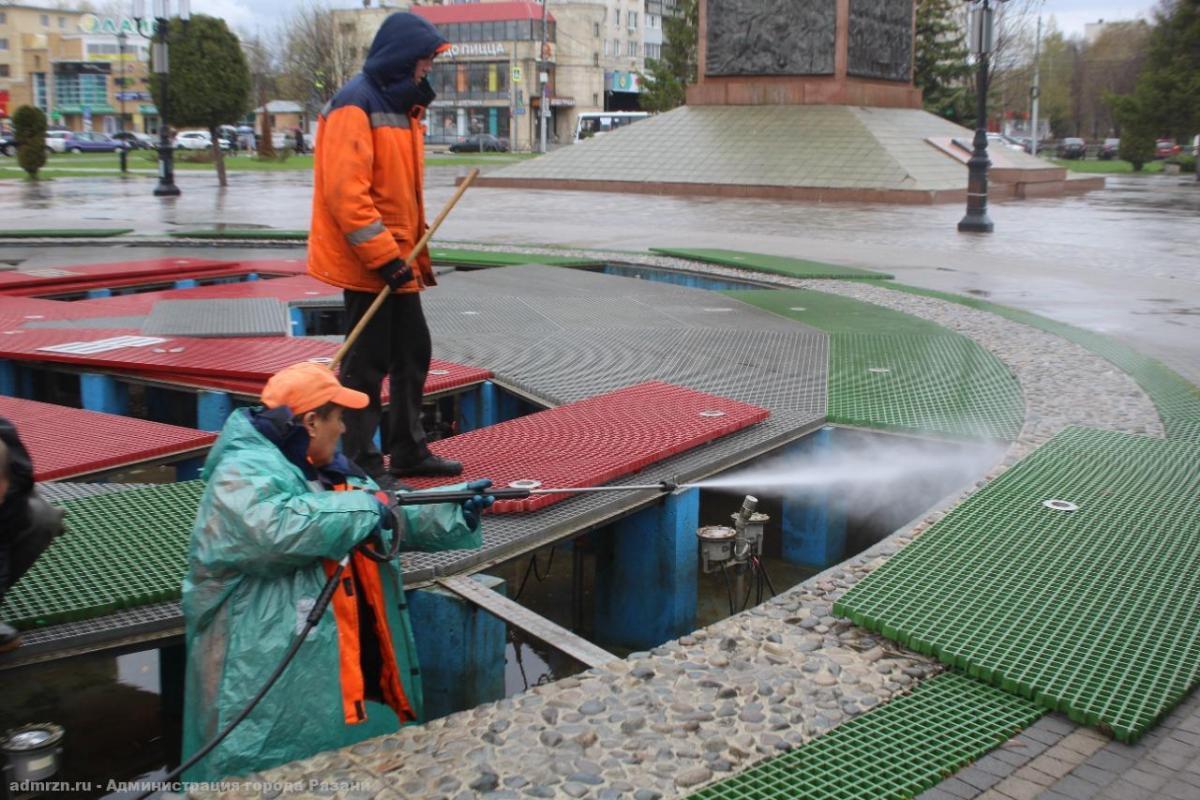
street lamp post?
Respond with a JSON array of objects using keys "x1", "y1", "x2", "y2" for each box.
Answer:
[
  {"x1": 133, "y1": 0, "x2": 190, "y2": 197},
  {"x1": 957, "y1": 0, "x2": 1004, "y2": 234},
  {"x1": 117, "y1": 30, "x2": 127, "y2": 173}
]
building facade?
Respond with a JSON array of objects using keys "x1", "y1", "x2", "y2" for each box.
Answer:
[
  {"x1": 331, "y1": 0, "x2": 650, "y2": 150},
  {"x1": 0, "y1": 7, "x2": 156, "y2": 135}
]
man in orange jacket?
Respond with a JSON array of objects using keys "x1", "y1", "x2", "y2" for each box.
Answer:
[{"x1": 308, "y1": 12, "x2": 462, "y2": 483}]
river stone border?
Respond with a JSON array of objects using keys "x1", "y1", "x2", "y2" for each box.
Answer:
[{"x1": 188, "y1": 245, "x2": 1166, "y2": 800}]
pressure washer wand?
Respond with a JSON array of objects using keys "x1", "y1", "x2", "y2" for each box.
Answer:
[{"x1": 391, "y1": 480, "x2": 691, "y2": 506}]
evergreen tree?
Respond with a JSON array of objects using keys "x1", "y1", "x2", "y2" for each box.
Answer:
[
  {"x1": 149, "y1": 15, "x2": 251, "y2": 186},
  {"x1": 1109, "y1": 0, "x2": 1200, "y2": 144},
  {"x1": 639, "y1": 0, "x2": 698, "y2": 113},
  {"x1": 12, "y1": 105, "x2": 47, "y2": 179},
  {"x1": 914, "y1": 0, "x2": 972, "y2": 122}
]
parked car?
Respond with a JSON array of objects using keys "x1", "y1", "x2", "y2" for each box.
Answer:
[
  {"x1": 112, "y1": 131, "x2": 156, "y2": 149},
  {"x1": 1155, "y1": 139, "x2": 1181, "y2": 159},
  {"x1": 174, "y1": 130, "x2": 230, "y2": 151},
  {"x1": 61, "y1": 131, "x2": 126, "y2": 153},
  {"x1": 987, "y1": 133, "x2": 1026, "y2": 153},
  {"x1": 1056, "y1": 138, "x2": 1087, "y2": 159},
  {"x1": 448, "y1": 133, "x2": 510, "y2": 153},
  {"x1": 0, "y1": 132, "x2": 15, "y2": 156},
  {"x1": 1098, "y1": 138, "x2": 1120, "y2": 160},
  {"x1": 45, "y1": 130, "x2": 72, "y2": 153}
]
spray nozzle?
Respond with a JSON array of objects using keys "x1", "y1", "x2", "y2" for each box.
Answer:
[
  {"x1": 734, "y1": 495, "x2": 757, "y2": 533},
  {"x1": 658, "y1": 479, "x2": 680, "y2": 493}
]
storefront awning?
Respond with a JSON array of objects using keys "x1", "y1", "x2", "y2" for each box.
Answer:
[{"x1": 138, "y1": 104, "x2": 158, "y2": 115}]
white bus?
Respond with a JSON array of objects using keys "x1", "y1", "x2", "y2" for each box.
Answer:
[{"x1": 573, "y1": 111, "x2": 650, "y2": 143}]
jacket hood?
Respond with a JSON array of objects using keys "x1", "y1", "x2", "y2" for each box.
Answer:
[{"x1": 363, "y1": 12, "x2": 447, "y2": 87}]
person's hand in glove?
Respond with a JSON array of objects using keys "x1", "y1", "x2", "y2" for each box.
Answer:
[
  {"x1": 373, "y1": 491, "x2": 403, "y2": 534},
  {"x1": 461, "y1": 479, "x2": 495, "y2": 530},
  {"x1": 378, "y1": 258, "x2": 413, "y2": 290}
]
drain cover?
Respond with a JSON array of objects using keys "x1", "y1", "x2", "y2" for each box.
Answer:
[
  {"x1": 508, "y1": 479, "x2": 541, "y2": 490},
  {"x1": 1042, "y1": 499, "x2": 1079, "y2": 512}
]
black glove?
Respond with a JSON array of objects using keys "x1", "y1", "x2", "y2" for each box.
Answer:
[
  {"x1": 461, "y1": 479, "x2": 495, "y2": 530},
  {"x1": 378, "y1": 258, "x2": 413, "y2": 290}
]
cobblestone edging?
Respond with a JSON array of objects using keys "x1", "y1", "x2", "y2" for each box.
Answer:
[{"x1": 191, "y1": 246, "x2": 1167, "y2": 800}]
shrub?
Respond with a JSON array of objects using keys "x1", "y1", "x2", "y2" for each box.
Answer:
[
  {"x1": 1166, "y1": 154, "x2": 1196, "y2": 173},
  {"x1": 12, "y1": 105, "x2": 48, "y2": 178},
  {"x1": 1118, "y1": 129, "x2": 1156, "y2": 171}
]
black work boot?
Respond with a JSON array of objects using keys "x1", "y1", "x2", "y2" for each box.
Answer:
[
  {"x1": 0, "y1": 622, "x2": 21, "y2": 653},
  {"x1": 391, "y1": 455, "x2": 464, "y2": 478}
]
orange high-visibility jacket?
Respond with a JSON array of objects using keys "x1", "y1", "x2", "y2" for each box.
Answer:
[{"x1": 308, "y1": 13, "x2": 447, "y2": 294}]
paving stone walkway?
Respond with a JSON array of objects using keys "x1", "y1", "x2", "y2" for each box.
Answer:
[{"x1": 918, "y1": 689, "x2": 1200, "y2": 800}]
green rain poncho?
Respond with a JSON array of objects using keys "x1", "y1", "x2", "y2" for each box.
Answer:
[{"x1": 181, "y1": 407, "x2": 481, "y2": 782}]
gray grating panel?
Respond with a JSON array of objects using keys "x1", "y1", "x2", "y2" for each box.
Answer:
[
  {"x1": 39, "y1": 481, "x2": 155, "y2": 503},
  {"x1": 23, "y1": 315, "x2": 150, "y2": 330},
  {"x1": 402, "y1": 265, "x2": 829, "y2": 582},
  {"x1": 18, "y1": 265, "x2": 830, "y2": 656},
  {"x1": 141, "y1": 298, "x2": 291, "y2": 338}
]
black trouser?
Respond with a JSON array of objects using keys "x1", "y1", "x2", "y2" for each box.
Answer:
[
  {"x1": 0, "y1": 493, "x2": 63, "y2": 609},
  {"x1": 340, "y1": 289, "x2": 432, "y2": 478}
]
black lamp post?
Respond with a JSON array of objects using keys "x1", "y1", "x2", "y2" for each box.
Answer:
[
  {"x1": 132, "y1": 0, "x2": 190, "y2": 197},
  {"x1": 957, "y1": 0, "x2": 1004, "y2": 234},
  {"x1": 117, "y1": 29, "x2": 127, "y2": 173}
]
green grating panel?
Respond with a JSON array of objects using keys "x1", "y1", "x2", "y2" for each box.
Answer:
[
  {"x1": 652, "y1": 247, "x2": 893, "y2": 280},
  {"x1": 729, "y1": 289, "x2": 1024, "y2": 440},
  {"x1": 690, "y1": 672, "x2": 1044, "y2": 800},
  {"x1": 168, "y1": 229, "x2": 309, "y2": 241},
  {"x1": 2, "y1": 481, "x2": 204, "y2": 629},
  {"x1": 834, "y1": 426, "x2": 1200, "y2": 742},
  {"x1": 428, "y1": 247, "x2": 602, "y2": 268},
  {"x1": 0, "y1": 228, "x2": 133, "y2": 238},
  {"x1": 884, "y1": 283, "x2": 1200, "y2": 444}
]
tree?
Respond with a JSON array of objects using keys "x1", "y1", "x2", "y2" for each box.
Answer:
[
  {"x1": 1077, "y1": 23, "x2": 1149, "y2": 138},
  {"x1": 1126, "y1": 0, "x2": 1200, "y2": 141},
  {"x1": 12, "y1": 105, "x2": 47, "y2": 179},
  {"x1": 639, "y1": 0, "x2": 697, "y2": 113},
  {"x1": 279, "y1": 3, "x2": 360, "y2": 119},
  {"x1": 914, "y1": 0, "x2": 972, "y2": 122},
  {"x1": 242, "y1": 34, "x2": 280, "y2": 158},
  {"x1": 149, "y1": 15, "x2": 251, "y2": 187},
  {"x1": 1117, "y1": 125, "x2": 1155, "y2": 170}
]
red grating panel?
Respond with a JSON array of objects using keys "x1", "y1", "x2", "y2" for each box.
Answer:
[
  {"x1": 0, "y1": 297, "x2": 83, "y2": 327},
  {"x1": 0, "y1": 396, "x2": 216, "y2": 481},
  {"x1": 0, "y1": 257, "x2": 238, "y2": 293},
  {"x1": 404, "y1": 381, "x2": 770, "y2": 513},
  {"x1": 128, "y1": 359, "x2": 492, "y2": 398}
]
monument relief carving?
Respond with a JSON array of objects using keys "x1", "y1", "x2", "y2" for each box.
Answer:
[
  {"x1": 705, "y1": 0, "x2": 837, "y2": 76},
  {"x1": 847, "y1": 0, "x2": 914, "y2": 81}
]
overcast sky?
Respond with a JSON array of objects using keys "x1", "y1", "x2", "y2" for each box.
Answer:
[{"x1": 87, "y1": 0, "x2": 1162, "y2": 41}]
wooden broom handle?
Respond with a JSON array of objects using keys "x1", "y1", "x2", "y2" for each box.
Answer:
[{"x1": 331, "y1": 168, "x2": 480, "y2": 370}]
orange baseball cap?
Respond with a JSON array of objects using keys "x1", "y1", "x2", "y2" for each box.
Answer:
[{"x1": 261, "y1": 361, "x2": 369, "y2": 415}]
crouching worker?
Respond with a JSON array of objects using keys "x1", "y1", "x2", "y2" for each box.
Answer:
[
  {"x1": 1, "y1": 416, "x2": 66, "y2": 653},
  {"x1": 181, "y1": 361, "x2": 493, "y2": 782}
]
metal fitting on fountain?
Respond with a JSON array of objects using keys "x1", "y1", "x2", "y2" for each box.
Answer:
[{"x1": 697, "y1": 525, "x2": 737, "y2": 573}]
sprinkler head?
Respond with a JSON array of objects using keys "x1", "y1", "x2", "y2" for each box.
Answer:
[{"x1": 658, "y1": 479, "x2": 679, "y2": 493}]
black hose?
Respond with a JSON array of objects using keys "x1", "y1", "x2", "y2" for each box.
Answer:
[
  {"x1": 134, "y1": 559, "x2": 348, "y2": 800},
  {"x1": 755, "y1": 556, "x2": 779, "y2": 599},
  {"x1": 720, "y1": 563, "x2": 735, "y2": 616}
]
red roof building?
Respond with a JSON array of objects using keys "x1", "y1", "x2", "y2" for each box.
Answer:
[{"x1": 411, "y1": 2, "x2": 555, "y2": 24}]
